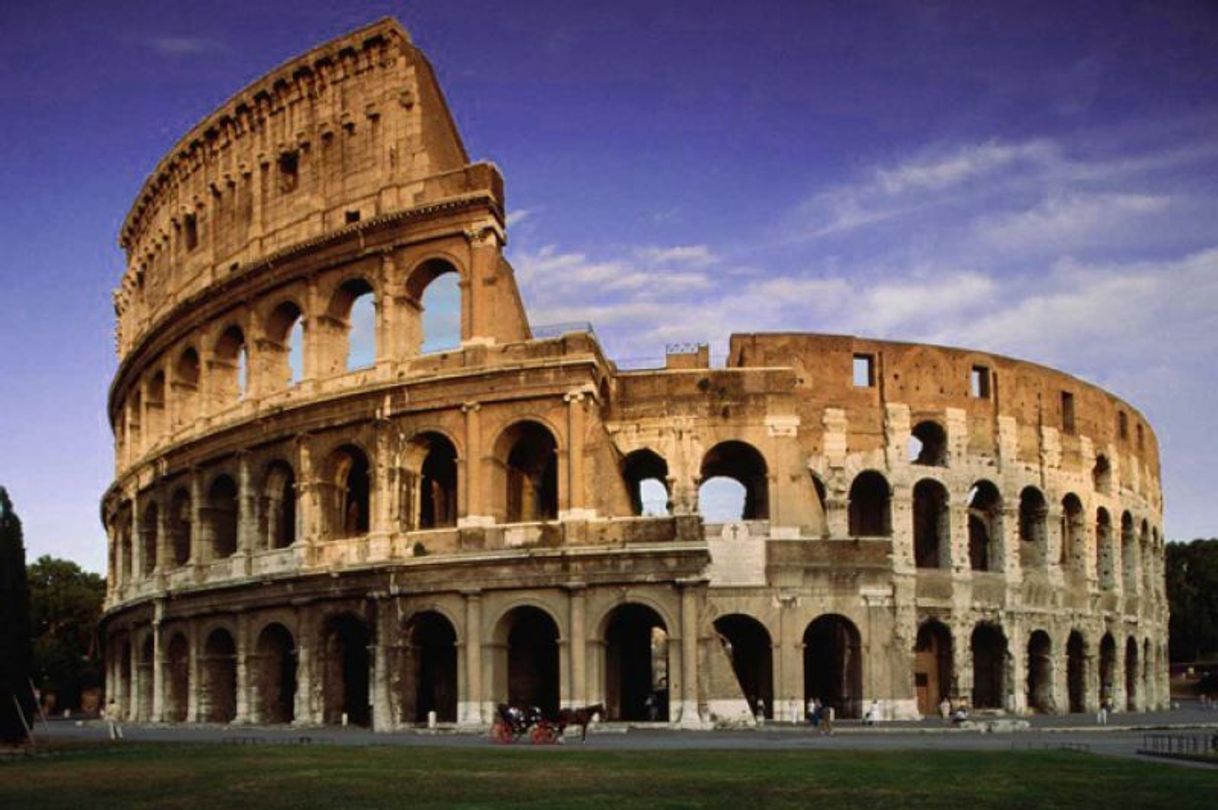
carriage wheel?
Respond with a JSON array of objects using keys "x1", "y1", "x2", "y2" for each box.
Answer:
[
  {"x1": 530, "y1": 724, "x2": 558, "y2": 745},
  {"x1": 490, "y1": 721, "x2": 513, "y2": 744}
]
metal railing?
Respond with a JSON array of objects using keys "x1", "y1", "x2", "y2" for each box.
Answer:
[
  {"x1": 1140, "y1": 733, "x2": 1218, "y2": 758},
  {"x1": 531, "y1": 322, "x2": 595, "y2": 339}
]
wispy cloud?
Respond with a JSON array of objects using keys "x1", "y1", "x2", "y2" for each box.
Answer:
[{"x1": 148, "y1": 36, "x2": 227, "y2": 56}]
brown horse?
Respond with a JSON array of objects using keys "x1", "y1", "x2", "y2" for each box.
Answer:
[{"x1": 556, "y1": 703, "x2": 604, "y2": 741}]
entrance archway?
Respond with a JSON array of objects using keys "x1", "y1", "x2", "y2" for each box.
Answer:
[
  {"x1": 1067, "y1": 631, "x2": 1087, "y2": 713},
  {"x1": 254, "y1": 623, "x2": 296, "y2": 724},
  {"x1": 1099, "y1": 633, "x2": 1116, "y2": 708},
  {"x1": 138, "y1": 636, "x2": 154, "y2": 721},
  {"x1": 913, "y1": 620, "x2": 952, "y2": 716},
  {"x1": 400, "y1": 611, "x2": 458, "y2": 724},
  {"x1": 971, "y1": 623, "x2": 1007, "y2": 710},
  {"x1": 1125, "y1": 636, "x2": 1138, "y2": 711},
  {"x1": 604, "y1": 604, "x2": 669, "y2": 721},
  {"x1": 1026, "y1": 630, "x2": 1053, "y2": 713},
  {"x1": 803, "y1": 615, "x2": 862, "y2": 719},
  {"x1": 713, "y1": 614, "x2": 772, "y2": 719},
  {"x1": 165, "y1": 632, "x2": 190, "y2": 722},
  {"x1": 495, "y1": 606, "x2": 560, "y2": 717},
  {"x1": 200, "y1": 628, "x2": 237, "y2": 723},
  {"x1": 321, "y1": 613, "x2": 371, "y2": 726}
]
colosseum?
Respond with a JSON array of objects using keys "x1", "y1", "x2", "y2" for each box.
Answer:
[{"x1": 100, "y1": 18, "x2": 1168, "y2": 730}]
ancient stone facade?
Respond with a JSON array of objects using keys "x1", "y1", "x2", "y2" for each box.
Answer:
[{"x1": 100, "y1": 19, "x2": 1168, "y2": 728}]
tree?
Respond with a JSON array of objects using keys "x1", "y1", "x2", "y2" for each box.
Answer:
[
  {"x1": 27, "y1": 556, "x2": 105, "y2": 713},
  {"x1": 1166, "y1": 538, "x2": 1218, "y2": 662},
  {"x1": 0, "y1": 487, "x2": 35, "y2": 743}
]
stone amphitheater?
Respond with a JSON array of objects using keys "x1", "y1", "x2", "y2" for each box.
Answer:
[{"x1": 100, "y1": 18, "x2": 1168, "y2": 729}]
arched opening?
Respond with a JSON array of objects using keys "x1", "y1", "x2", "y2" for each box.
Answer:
[
  {"x1": 1092, "y1": 454, "x2": 1112, "y2": 494},
  {"x1": 321, "y1": 613, "x2": 371, "y2": 726},
  {"x1": 140, "y1": 501, "x2": 159, "y2": 575},
  {"x1": 119, "y1": 640, "x2": 132, "y2": 717},
  {"x1": 145, "y1": 371, "x2": 166, "y2": 442},
  {"x1": 200, "y1": 628, "x2": 237, "y2": 724},
  {"x1": 1142, "y1": 638, "x2": 1152, "y2": 708},
  {"x1": 909, "y1": 420, "x2": 948, "y2": 466},
  {"x1": 169, "y1": 488, "x2": 191, "y2": 567},
  {"x1": 913, "y1": 620, "x2": 953, "y2": 716},
  {"x1": 253, "y1": 623, "x2": 296, "y2": 724},
  {"x1": 714, "y1": 614, "x2": 772, "y2": 719},
  {"x1": 913, "y1": 479, "x2": 949, "y2": 569},
  {"x1": 1121, "y1": 512, "x2": 1137, "y2": 592},
  {"x1": 803, "y1": 614, "x2": 862, "y2": 719},
  {"x1": 261, "y1": 461, "x2": 296, "y2": 549},
  {"x1": 1099, "y1": 633, "x2": 1116, "y2": 708},
  {"x1": 497, "y1": 421, "x2": 558, "y2": 522},
  {"x1": 1096, "y1": 508, "x2": 1114, "y2": 588},
  {"x1": 1139, "y1": 520, "x2": 1152, "y2": 594},
  {"x1": 265, "y1": 300, "x2": 305, "y2": 388},
  {"x1": 1061, "y1": 494, "x2": 1084, "y2": 569},
  {"x1": 328, "y1": 278, "x2": 376, "y2": 372},
  {"x1": 1125, "y1": 636, "x2": 1138, "y2": 711},
  {"x1": 137, "y1": 636, "x2": 154, "y2": 721},
  {"x1": 165, "y1": 632, "x2": 190, "y2": 722},
  {"x1": 325, "y1": 445, "x2": 371, "y2": 538},
  {"x1": 810, "y1": 474, "x2": 829, "y2": 538},
  {"x1": 400, "y1": 611, "x2": 458, "y2": 724},
  {"x1": 408, "y1": 262, "x2": 462, "y2": 354},
  {"x1": 1067, "y1": 631, "x2": 1087, "y2": 713},
  {"x1": 126, "y1": 392, "x2": 142, "y2": 454},
  {"x1": 213, "y1": 325, "x2": 249, "y2": 404},
  {"x1": 1018, "y1": 486, "x2": 1048, "y2": 569},
  {"x1": 496, "y1": 606, "x2": 560, "y2": 717},
  {"x1": 622, "y1": 449, "x2": 670, "y2": 517},
  {"x1": 848, "y1": 470, "x2": 891, "y2": 537},
  {"x1": 967, "y1": 480, "x2": 1002, "y2": 572},
  {"x1": 699, "y1": 441, "x2": 768, "y2": 521},
  {"x1": 970, "y1": 623, "x2": 1007, "y2": 710},
  {"x1": 1027, "y1": 630, "x2": 1053, "y2": 713},
  {"x1": 604, "y1": 604, "x2": 669, "y2": 722},
  {"x1": 204, "y1": 475, "x2": 239, "y2": 559},
  {"x1": 173, "y1": 348, "x2": 201, "y2": 429},
  {"x1": 405, "y1": 433, "x2": 458, "y2": 530}
]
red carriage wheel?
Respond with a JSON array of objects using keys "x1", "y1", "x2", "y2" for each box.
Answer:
[{"x1": 490, "y1": 720, "x2": 513, "y2": 744}]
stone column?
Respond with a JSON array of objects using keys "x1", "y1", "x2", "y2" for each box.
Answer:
[
  {"x1": 237, "y1": 453, "x2": 256, "y2": 575},
  {"x1": 152, "y1": 602, "x2": 165, "y2": 722},
  {"x1": 130, "y1": 493, "x2": 143, "y2": 586},
  {"x1": 676, "y1": 581, "x2": 701, "y2": 727},
  {"x1": 186, "y1": 622, "x2": 201, "y2": 722},
  {"x1": 562, "y1": 391, "x2": 589, "y2": 519},
  {"x1": 776, "y1": 594, "x2": 801, "y2": 722},
  {"x1": 567, "y1": 585, "x2": 587, "y2": 708},
  {"x1": 189, "y1": 468, "x2": 204, "y2": 567},
  {"x1": 461, "y1": 591, "x2": 484, "y2": 725},
  {"x1": 372, "y1": 598, "x2": 396, "y2": 731},
  {"x1": 235, "y1": 613, "x2": 251, "y2": 723},
  {"x1": 293, "y1": 608, "x2": 316, "y2": 725},
  {"x1": 459, "y1": 403, "x2": 490, "y2": 525}
]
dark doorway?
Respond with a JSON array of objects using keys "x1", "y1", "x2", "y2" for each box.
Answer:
[
  {"x1": 914, "y1": 621, "x2": 952, "y2": 716},
  {"x1": 322, "y1": 613, "x2": 371, "y2": 726},
  {"x1": 1026, "y1": 630, "x2": 1053, "y2": 713},
  {"x1": 714, "y1": 614, "x2": 772, "y2": 719},
  {"x1": 402, "y1": 611, "x2": 458, "y2": 723},
  {"x1": 605, "y1": 604, "x2": 668, "y2": 721},
  {"x1": 502, "y1": 606, "x2": 560, "y2": 717},
  {"x1": 254, "y1": 623, "x2": 296, "y2": 724},
  {"x1": 971, "y1": 623, "x2": 1007, "y2": 710},
  {"x1": 1067, "y1": 631, "x2": 1087, "y2": 713},
  {"x1": 803, "y1": 615, "x2": 863, "y2": 719}
]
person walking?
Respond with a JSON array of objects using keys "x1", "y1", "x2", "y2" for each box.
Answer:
[{"x1": 105, "y1": 698, "x2": 124, "y2": 741}]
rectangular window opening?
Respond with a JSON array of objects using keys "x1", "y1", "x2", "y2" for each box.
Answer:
[
  {"x1": 345, "y1": 209, "x2": 361, "y2": 224},
  {"x1": 1061, "y1": 391, "x2": 1076, "y2": 435},
  {"x1": 1118, "y1": 410, "x2": 1128, "y2": 440},
  {"x1": 278, "y1": 150, "x2": 299, "y2": 193},
  {"x1": 970, "y1": 365, "x2": 991, "y2": 399},
  {"x1": 853, "y1": 354, "x2": 875, "y2": 388},
  {"x1": 183, "y1": 213, "x2": 198, "y2": 251}
]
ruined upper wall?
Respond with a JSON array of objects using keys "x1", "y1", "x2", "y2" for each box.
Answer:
[{"x1": 113, "y1": 18, "x2": 492, "y2": 359}]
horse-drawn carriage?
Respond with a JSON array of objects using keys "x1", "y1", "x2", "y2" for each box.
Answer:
[{"x1": 489, "y1": 703, "x2": 603, "y2": 744}]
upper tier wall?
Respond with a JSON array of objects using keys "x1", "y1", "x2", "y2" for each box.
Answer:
[{"x1": 113, "y1": 18, "x2": 479, "y2": 360}]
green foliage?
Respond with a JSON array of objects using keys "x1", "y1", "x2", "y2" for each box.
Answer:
[
  {"x1": 1166, "y1": 538, "x2": 1218, "y2": 662},
  {"x1": 27, "y1": 556, "x2": 105, "y2": 711},
  {"x1": 0, "y1": 486, "x2": 35, "y2": 743}
]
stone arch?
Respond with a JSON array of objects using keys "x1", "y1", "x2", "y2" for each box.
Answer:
[
  {"x1": 1018, "y1": 486, "x2": 1048, "y2": 568},
  {"x1": 699, "y1": 440, "x2": 769, "y2": 521},
  {"x1": 492, "y1": 605, "x2": 560, "y2": 717},
  {"x1": 967, "y1": 480, "x2": 1002, "y2": 572},
  {"x1": 204, "y1": 474, "x2": 239, "y2": 559},
  {"x1": 260, "y1": 460, "x2": 296, "y2": 549},
  {"x1": 603, "y1": 603, "x2": 670, "y2": 721},
  {"x1": 168, "y1": 487, "x2": 191, "y2": 566},
  {"x1": 809, "y1": 472, "x2": 829, "y2": 538},
  {"x1": 320, "y1": 611, "x2": 372, "y2": 726},
  {"x1": 263, "y1": 299, "x2": 306, "y2": 389},
  {"x1": 173, "y1": 347, "x2": 201, "y2": 429},
  {"x1": 253, "y1": 622, "x2": 296, "y2": 724},
  {"x1": 1026, "y1": 629, "x2": 1054, "y2": 713},
  {"x1": 405, "y1": 258, "x2": 463, "y2": 354},
  {"x1": 399, "y1": 610, "x2": 458, "y2": 724},
  {"x1": 212, "y1": 324, "x2": 249, "y2": 405},
  {"x1": 914, "y1": 619, "x2": 953, "y2": 716},
  {"x1": 909, "y1": 420, "x2": 948, "y2": 466},
  {"x1": 622, "y1": 448, "x2": 670, "y2": 517},
  {"x1": 137, "y1": 634, "x2": 154, "y2": 721},
  {"x1": 1096, "y1": 508, "x2": 1114, "y2": 588},
  {"x1": 140, "y1": 500, "x2": 159, "y2": 575},
  {"x1": 848, "y1": 470, "x2": 891, "y2": 537},
  {"x1": 403, "y1": 431, "x2": 459, "y2": 530},
  {"x1": 971, "y1": 622, "x2": 1008, "y2": 710},
  {"x1": 325, "y1": 276, "x2": 377, "y2": 373},
  {"x1": 803, "y1": 614, "x2": 863, "y2": 719},
  {"x1": 1092, "y1": 454, "x2": 1112, "y2": 494},
  {"x1": 145, "y1": 369, "x2": 166, "y2": 442},
  {"x1": 1099, "y1": 632, "x2": 1117, "y2": 708},
  {"x1": 1121, "y1": 511, "x2": 1137, "y2": 592},
  {"x1": 1066, "y1": 630, "x2": 1087, "y2": 713},
  {"x1": 164, "y1": 631, "x2": 190, "y2": 722},
  {"x1": 200, "y1": 627, "x2": 237, "y2": 723},
  {"x1": 322, "y1": 444, "x2": 372, "y2": 539},
  {"x1": 913, "y1": 478, "x2": 949, "y2": 569},
  {"x1": 493, "y1": 420, "x2": 559, "y2": 523},
  {"x1": 1061, "y1": 493, "x2": 1084, "y2": 569},
  {"x1": 1125, "y1": 635, "x2": 1139, "y2": 711},
  {"x1": 714, "y1": 613, "x2": 772, "y2": 720}
]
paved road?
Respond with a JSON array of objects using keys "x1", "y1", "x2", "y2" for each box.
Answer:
[{"x1": 32, "y1": 708, "x2": 1218, "y2": 767}]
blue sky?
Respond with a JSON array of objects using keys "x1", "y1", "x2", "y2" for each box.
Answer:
[{"x1": 1, "y1": 1, "x2": 1216, "y2": 571}]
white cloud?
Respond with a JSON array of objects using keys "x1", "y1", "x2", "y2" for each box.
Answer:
[
  {"x1": 875, "y1": 139, "x2": 1057, "y2": 195},
  {"x1": 634, "y1": 245, "x2": 717, "y2": 266},
  {"x1": 971, "y1": 192, "x2": 1171, "y2": 252},
  {"x1": 506, "y1": 208, "x2": 533, "y2": 227},
  {"x1": 149, "y1": 36, "x2": 226, "y2": 56}
]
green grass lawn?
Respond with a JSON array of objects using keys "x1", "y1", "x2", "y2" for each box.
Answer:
[{"x1": 1, "y1": 743, "x2": 1214, "y2": 809}]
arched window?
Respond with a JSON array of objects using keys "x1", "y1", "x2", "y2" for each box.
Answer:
[
  {"x1": 325, "y1": 445, "x2": 371, "y2": 538},
  {"x1": 265, "y1": 301, "x2": 305, "y2": 388},
  {"x1": 699, "y1": 441, "x2": 768, "y2": 521},
  {"x1": 967, "y1": 480, "x2": 1001, "y2": 572},
  {"x1": 261, "y1": 461, "x2": 296, "y2": 549},
  {"x1": 145, "y1": 371, "x2": 166, "y2": 442},
  {"x1": 913, "y1": 479, "x2": 949, "y2": 569},
  {"x1": 909, "y1": 421, "x2": 948, "y2": 466},
  {"x1": 1060, "y1": 493, "x2": 1084, "y2": 569},
  {"x1": 1018, "y1": 486, "x2": 1048, "y2": 569},
  {"x1": 169, "y1": 488, "x2": 191, "y2": 567},
  {"x1": 1121, "y1": 511, "x2": 1137, "y2": 592},
  {"x1": 848, "y1": 470, "x2": 891, "y2": 537},
  {"x1": 622, "y1": 449, "x2": 670, "y2": 517},
  {"x1": 497, "y1": 422, "x2": 558, "y2": 522},
  {"x1": 405, "y1": 432, "x2": 458, "y2": 530},
  {"x1": 213, "y1": 326, "x2": 248, "y2": 404},
  {"x1": 205, "y1": 475, "x2": 239, "y2": 559},
  {"x1": 174, "y1": 348, "x2": 201, "y2": 428},
  {"x1": 1092, "y1": 454, "x2": 1112, "y2": 494},
  {"x1": 1096, "y1": 507, "x2": 1114, "y2": 588},
  {"x1": 327, "y1": 278, "x2": 376, "y2": 372},
  {"x1": 406, "y1": 260, "x2": 462, "y2": 354},
  {"x1": 140, "y1": 501, "x2": 159, "y2": 576}
]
